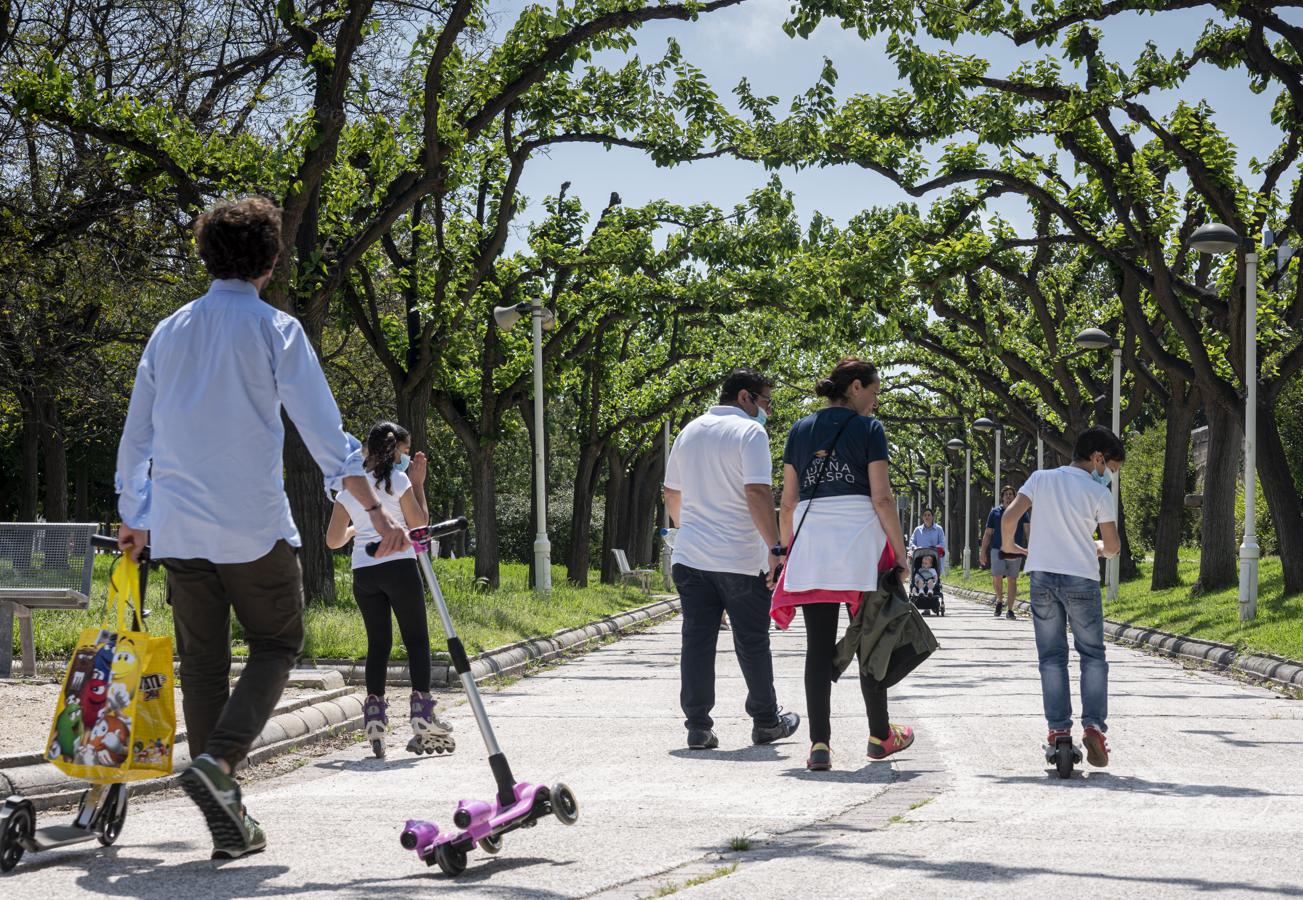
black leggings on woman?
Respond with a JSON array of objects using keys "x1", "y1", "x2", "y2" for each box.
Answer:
[
  {"x1": 802, "y1": 602, "x2": 890, "y2": 745},
  {"x1": 352, "y1": 558, "x2": 431, "y2": 697}
]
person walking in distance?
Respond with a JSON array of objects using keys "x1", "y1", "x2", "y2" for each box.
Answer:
[
  {"x1": 663, "y1": 368, "x2": 800, "y2": 751},
  {"x1": 1001, "y1": 426, "x2": 1125, "y2": 768},
  {"x1": 326, "y1": 422, "x2": 454, "y2": 758},
  {"x1": 981, "y1": 485, "x2": 1031, "y2": 620},
  {"x1": 115, "y1": 197, "x2": 408, "y2": 859}
]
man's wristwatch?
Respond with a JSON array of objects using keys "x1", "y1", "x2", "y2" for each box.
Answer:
[{"x1": 770, "y1": 544, "x2": 787, "y2": 557}]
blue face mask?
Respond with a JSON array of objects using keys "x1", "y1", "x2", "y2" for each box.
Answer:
[
  {"x1": 753, "y1": 408, "x2": 768, "y2": 426},
  {"x1": 1091, "y1": 461, "x2": 1111, "y2": 487},
  {"x1": 394, "y1": 453, "x2": 411, "y2": 473}
]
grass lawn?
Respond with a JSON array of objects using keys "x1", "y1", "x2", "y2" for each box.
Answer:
[
  {"x1": 11, "y1": 552, "x2": 658, "y2": 663},
  {"x1": 943, "y1": 554, "x2": 1303, "y2": 662}
]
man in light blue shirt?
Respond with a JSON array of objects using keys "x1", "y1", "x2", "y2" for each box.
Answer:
[
  {"x1": 115, "y1": 197, "x2": 407, "y2": 860},
  {"x1": 910, "y1": 508, "x2": 947, "y2": 573}
]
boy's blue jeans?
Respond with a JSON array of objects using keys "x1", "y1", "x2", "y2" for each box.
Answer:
[{"x1": 1028, "y1": 571, "x2": 1108, "y2": 734}]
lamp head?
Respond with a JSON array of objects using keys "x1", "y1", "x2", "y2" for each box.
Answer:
[
  {"x1": 1189, "y1": 222, "x2": 1242, "y2": 255},
  {"x1": 493, "y1": 304, "x2": 525, "y2": 330},
  {"x1": 945, "y1": 438, "x2": 966, "y2": 452},
  {"x1": 1073, "y1": 327, "x2": 1116, "y2": 351},
  {"x1": 971, "y1": 417, "x2": 996, "y2": 433}
]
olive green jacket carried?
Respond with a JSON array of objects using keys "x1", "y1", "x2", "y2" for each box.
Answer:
[{"x1": 832, "y1": 569, "x2": 939, "y2": 687}]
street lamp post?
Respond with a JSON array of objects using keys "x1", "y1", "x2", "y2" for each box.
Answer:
[
  {"x1": 972, "y1": 417, "x2": 1001, "y2": 509},
  {"x1": 1075, "y1": 327, "x2": 1123, "y2": 601},
  {"x1": 1037, "y1": 433, "x2": 1044, "y2": 470},
  {"x1": 494, "y1": 300, "x2": 557, "y2": 593},
  {"x1": 947, "y1": 438, "x2": 969, "y2": 577},
  {"x1": 1190, "y1": 222, "x2": 1260, "y2": 620}
]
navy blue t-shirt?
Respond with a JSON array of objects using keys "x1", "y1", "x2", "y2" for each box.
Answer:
[
  {"x1": 782, "y1": 408, "x2": 889, "y2": 502},
  {"x1": 986, "y1": 505, "x2": 1030, "y2": 549}
]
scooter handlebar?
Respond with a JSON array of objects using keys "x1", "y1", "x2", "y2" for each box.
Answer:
[
  {"x1": 364, "y1": 517, "x2": 470, "y2": 557},
  {"x1": 93, "y1": 533, "x2": 151, "y2": 563}
]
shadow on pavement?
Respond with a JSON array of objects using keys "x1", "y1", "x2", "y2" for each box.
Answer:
[
  {"x1": 979, "y1": 771, "x2": 1300, "y2": 797},
  {"x1": 1181, "y1": 729, "x2": 1303, "y2": 748},
  {"x1": 666, "y1": 745, "x2": 783, "y2": 762},
  {"x1": 777, "y1": 763, "x2": 891, "y2": 784}
]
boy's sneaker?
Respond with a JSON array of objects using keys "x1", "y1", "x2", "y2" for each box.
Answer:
[
  {"x1": 180, "y1": 754, "x2": 265, "y2": 857},
  {"x1": 866, "y1": 724, "x2": 914, "y2": 760},
  {"x1": 1082, "y1": 726, "x2": 1109, "y2": 767},
  {"x1": 994, "y1": 602, "x2": 1003, "y2": 617},
  {"x1": 212, "y1": 811, "x2": 267, "y2": 860},
  {"x1": 686, "y1": 728, "x2": 719, "y2": 750},
  {"x1": 806, "y1": 742, "x2": 832, "y2": 771},
  {"x1": 752, "y1": 709, "x2": 801, "y2": 745},
  {"x1": 1006, "y1": 608, "x2": 1017, "y2": 620}
]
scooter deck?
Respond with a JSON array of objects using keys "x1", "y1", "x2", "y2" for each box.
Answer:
[{"x1": 30, "y1": 824, "x2": 97, "y2": 850}]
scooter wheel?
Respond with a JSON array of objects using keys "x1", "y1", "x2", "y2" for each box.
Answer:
[
  {"x1": 1055, "y1": 742, "x2": 1074, "y2": 780},
  {"x1": 436, "y1": 843, "x2": 468, "y2": 876},
  {"x1": 551, "y1": 783, "x2": 579, "y2": 826},
  {"x1": 371, "y1": 739, "x2": 386, "y2": 759},
  {"x1": 478, "y1": 834, "x2": 502, "y2": 855},
  {"x1": 98, "y1": 785, "x2": 128, "y2": 847},
  {"x1": 0, "y1": 799, "x2": 35, "y2": 873}
]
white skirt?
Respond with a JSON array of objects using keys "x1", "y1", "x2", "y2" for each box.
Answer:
[{"x1": 783, "y1": 494, "x2": 887, "y2": 592}]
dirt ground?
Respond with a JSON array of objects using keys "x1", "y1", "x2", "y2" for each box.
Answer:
[{"x1": 0, "y1": 679, "x2": 324, "y2": 757}]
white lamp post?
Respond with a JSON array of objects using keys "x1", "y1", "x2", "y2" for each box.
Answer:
[
  {"x1": 1037, "y1": 433, "x2": 1044, "y2": 470},
  {"x1": 972, "y1": 417, "x2": 1001, "y2": 510},
  {"x1": 947, "y1": 438, "x2": 970, "y2": 577},
  {"x1": 494, "y1": 300, "x2": 556, "y2": 593},
  {"x1": 1075, "y1": 327, "x2": 1123, "y2": 601},
  {"x1": 1190, "y1": 222, "x2": 1259, "y2": 620}
]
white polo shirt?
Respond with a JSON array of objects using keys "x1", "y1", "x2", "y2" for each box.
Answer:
[
  {"x1": 663, "y1": 406, "x2": 772, "y2": 575},
  {"x1": 1020, "y1": 465, "x2": 1115, "y2": 581}
]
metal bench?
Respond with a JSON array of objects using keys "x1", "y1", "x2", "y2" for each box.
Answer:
[
  {"x1": 612, "y1": 548, "x2": 656, "y2": 594},
  {"x1": 0, "y1": 522, "x2": 99, "y2": 678}
]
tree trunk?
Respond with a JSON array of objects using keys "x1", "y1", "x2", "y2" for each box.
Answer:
[
  {"x1": 468, "y1": 446, "x2": 500, "y2": 589},
  {"x1": 1198, "y1": 402, "x2": 1241, "y2": 593},
  {"x1": 283, "y1": 419, "x2": 336, "y2": 604},
  {"x1": 18, "y1": 391, "x2": 39, "y2": 520},
  {"x1": 395, "y1": 377, "x2": 433, "y2": 463},
  {"x1": 600, "y1": 449, "x2": 628, "y2": 584},
  {"x1": 74, "y1": 448, "x2": 90, "y2": 522},
  {"x1": 451, "y1": 493, "x2": 468, "y2": 558},
  {"x1": 1117, "y1": 484, "x2": 1138, "y2": 581},
  {"x1": 1152, "y1": 381, "x2": 1197, "y2": 590},
  {"x1": 39, "y1": 395, "x2": 68, "y2": 522},
  {"x1": 566, "y1": 444, "x2": 604, "y2": 586},
  {"x1": 1255, "y1": 405, "x2": 1303, "y2": 594},
  {"x1": 628, "y1": 448, "x2": 662, "y2": 567}
]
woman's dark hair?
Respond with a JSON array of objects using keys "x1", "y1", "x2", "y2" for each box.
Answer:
[
  {"x1": 815, "y1": 357, "x2": 879, "y2": 401},
  {"x1": 1073, "y1": 425, "x2": 1126, "y2": 463},
  {"x1": 366, "y1": 421, "x2": 410, "y2": 495},
  {"x1": 194, "y1": 197, "x2": 282, "y2": 280},
  {"x1": 719, "y1": 367, "x2": 771, "y2": 404}
]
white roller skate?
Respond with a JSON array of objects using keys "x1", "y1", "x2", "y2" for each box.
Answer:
[
  {"x1": 363, "y1": 694, "x2": 388, "y2": 758},
  {"x1": 407, "y1": 690, "x2": 455, "y2": 756}
]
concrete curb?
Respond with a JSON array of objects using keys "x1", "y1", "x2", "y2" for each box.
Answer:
[
  {"x1": 948, "y1": 584, "x2": 1303, "y2": 693},
  {"x1": 0, "y1": 594, "x2": 681, "y2": 810}
]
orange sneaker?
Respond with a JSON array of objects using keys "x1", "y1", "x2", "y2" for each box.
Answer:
[{"x1": 867, "y1": 724, "x2": 914, "y2": 760}]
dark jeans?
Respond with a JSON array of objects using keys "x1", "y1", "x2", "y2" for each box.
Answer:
[
  {"x1": 352, "y1": 558, "x2": 431, "y2": 696},
  {"x1": 673, "y1": 563, "x2": 780, "y2": 732},
  {"x1": 163, "y1": 540, "x2": 305, "y2": 767},
  {"x1": 802, "y1": 603, "x2": 890, "y2": 744}
]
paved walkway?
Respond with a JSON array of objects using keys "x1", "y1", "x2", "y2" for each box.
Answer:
[{"x1": 5, "y1": 598, "x2": 1303, "y2": 897}]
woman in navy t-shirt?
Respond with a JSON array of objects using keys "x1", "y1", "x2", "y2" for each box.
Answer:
[{"x1": 776, "y1": 358, "x2": 913, "y2": 772}]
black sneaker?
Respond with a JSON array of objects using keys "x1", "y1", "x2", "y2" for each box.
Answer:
[
  {"x1": 752, "y1": 709, "x2": 801, "y2": 745},
  {"x1": 180, "y1": 754, "x2": 265, "y2": 857},
  {"x1": 994, "y1": 601, "x2": 1004, "y2": 617},
  {"x1": 1006, "y1": 608, "x2": 1017, "y2": 620},
  {"x1": 686, "y1": 729, "x2": 719, "y2": 750}
]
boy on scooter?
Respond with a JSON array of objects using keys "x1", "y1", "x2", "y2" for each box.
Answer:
[{"x1": 999, "y1": 426, "x2": 1124, "y2": 768}]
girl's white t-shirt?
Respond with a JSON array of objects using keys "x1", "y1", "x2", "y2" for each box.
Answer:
[{"x1": 337, "y1": 470, "x2": 417, "y2": 569}]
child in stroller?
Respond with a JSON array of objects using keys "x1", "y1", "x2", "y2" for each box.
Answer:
[{"x1": 909, "y1": 546, "x2": 945, "y2": 616}]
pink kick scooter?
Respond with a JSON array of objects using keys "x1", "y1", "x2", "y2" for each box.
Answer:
[{"x1": 367, "y1": 517, "x2": 578, "y2": 877}]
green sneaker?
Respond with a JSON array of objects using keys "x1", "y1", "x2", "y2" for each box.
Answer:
[
  {"x1": 212, "y1": 810, "x2": 267, "y2": 860},
  {"x1": 180, "y1": 754, "x2": 260, "y2": 855}
]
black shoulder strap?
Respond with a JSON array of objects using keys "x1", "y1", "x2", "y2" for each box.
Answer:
[{"x1": 789, "y1": 411, "x2": 856, "y2": 550}]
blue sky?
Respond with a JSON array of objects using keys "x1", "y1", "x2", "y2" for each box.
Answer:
[{"x1": 497, "y1": 0, "x2": 1288, "y2": 238}]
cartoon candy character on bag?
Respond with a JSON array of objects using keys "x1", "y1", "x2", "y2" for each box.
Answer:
[
  {"x1": 106, "y1": 638, "x2": 139, "y2": 712},
  {"x1": 78, "y1": 713, "x2": 131, "y2": 767},
  {"x1": 80, "y1": 635, "x2": 118, "y2": 730},
  {"x1": 48, "y1": 694, "x2": 83, "y2": 761}
]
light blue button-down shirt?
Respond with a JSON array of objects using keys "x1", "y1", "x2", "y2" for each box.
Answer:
[
  {"x1": 910, "y1": 523, "x2": 946, "y2": 552},
  {"x1": 115, "y1": 279, "x2": 366, "y2": 563}
]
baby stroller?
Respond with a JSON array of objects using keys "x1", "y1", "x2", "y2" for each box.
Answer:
[{"x1": 908, "y1": 546, "x2": 945, "y2": 617}]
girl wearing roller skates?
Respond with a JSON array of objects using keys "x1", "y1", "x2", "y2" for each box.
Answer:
[
  {"x1": 1001, "y1": 426, "x2": 1124, "y2": 770},
  {"x1": 327, "y1": 422, "x2": 454, "y2": 758}
]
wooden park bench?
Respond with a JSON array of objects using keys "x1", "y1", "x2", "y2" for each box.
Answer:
[
  {"x1": 611, "y1": 548, "x2": 656, "y2": 594},
  {"x1": 0, "y1": 522, "x2": 99, "y2": 678}
]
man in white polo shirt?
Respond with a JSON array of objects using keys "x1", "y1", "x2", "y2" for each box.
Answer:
[
  {"x1": 663, "y1": 369, "x2": 800, "y2": 751},
  {"x1": 1001, "y1": 426, "x2": 1124, "y2": 769}
]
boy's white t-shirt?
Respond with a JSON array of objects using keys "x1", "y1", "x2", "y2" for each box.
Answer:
[
  {"x1": 1020, "y1": 465, "x2": 1115, "y2": 581},
  {"x1": 663, "y1": 406, "x2": 772, "y2": 576},
  {"x1": 337, "y1": 470, "x2": 418, "y2": 569}
]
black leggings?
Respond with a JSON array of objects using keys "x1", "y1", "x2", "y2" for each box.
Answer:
[
  {"x1": 352, "y1": 558, "x2": 431, "y2": 696},
  {"x1": 802, "y1": 603, "x2": 890, "y2": 745}
]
